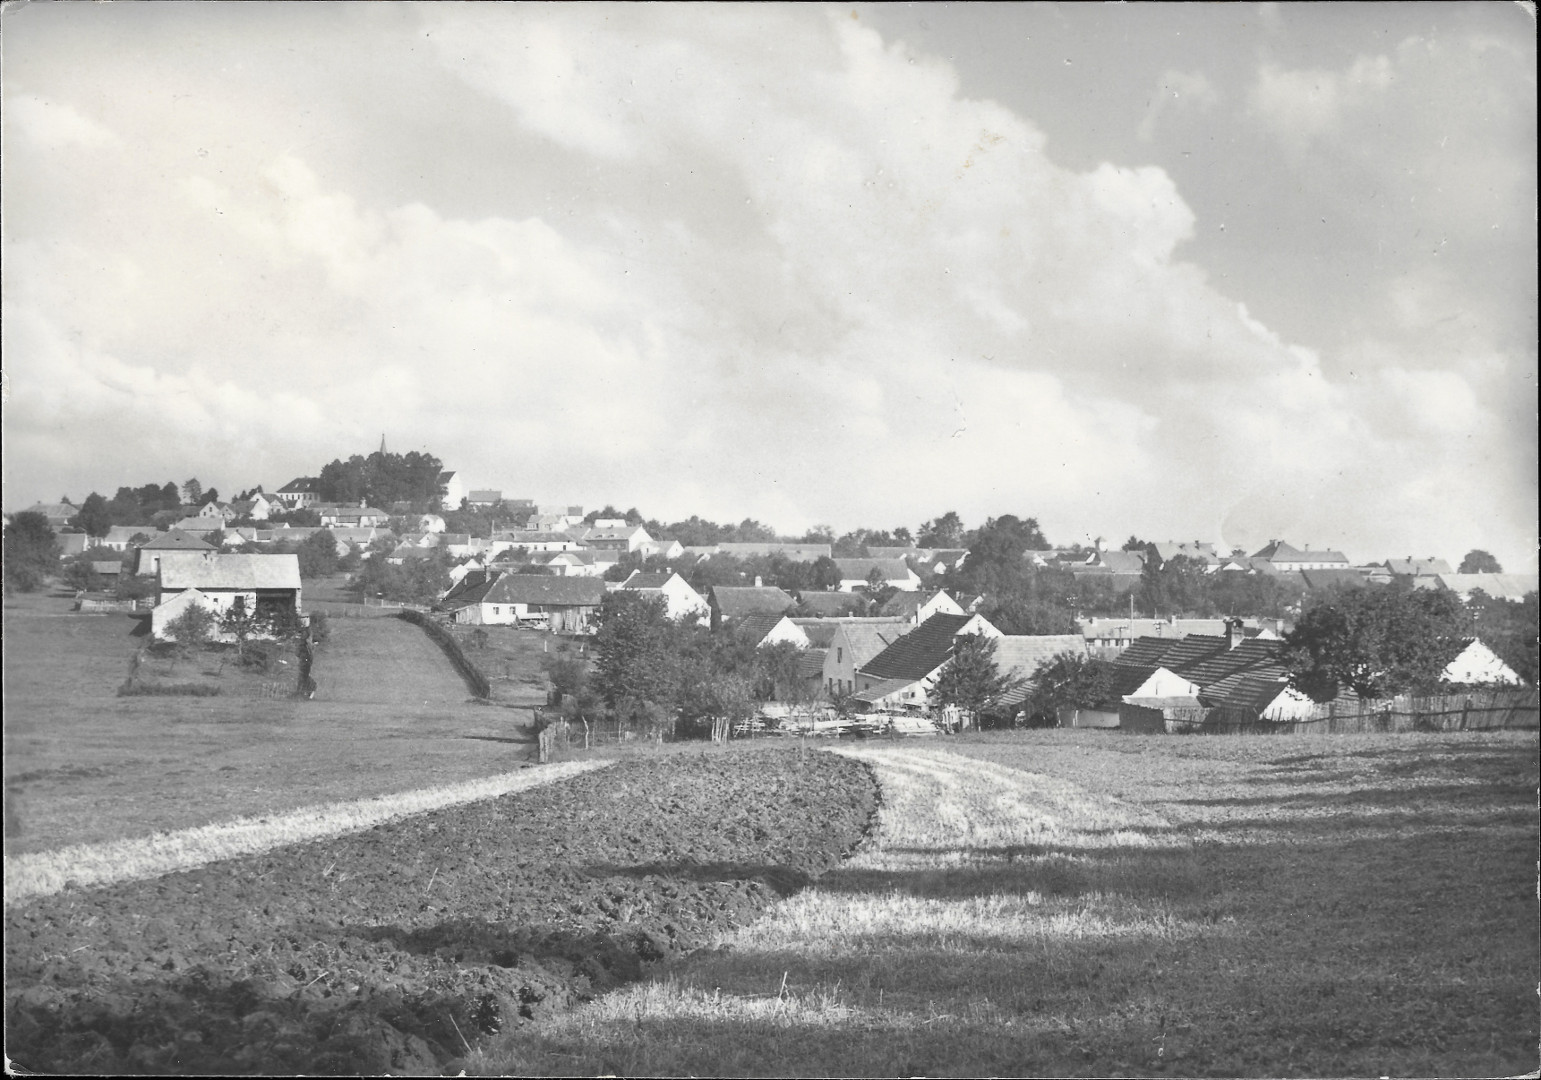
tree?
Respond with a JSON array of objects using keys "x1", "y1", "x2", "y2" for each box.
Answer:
[
  {"x1": 917, "y1": 511, "x2": 965, "y2": 549},
  {"x1": 592, "y1": 592, "x2": 684, "y2": 720},
  {"x1": 1122, "y1": 536, "x2": 1150, "y2": 552},
  {"x1": 182, "y1": 479, "x2": 203, "y2": 506},
  {"x1": 71, "y1": 493, "x2": 113, "y2": 539},
  {"x1": 165, "y1": 604, "x2": 217, "y2": 651},
  {"x1": 1026, "y1": 653, "x2": 1115, "y2": 726},
  {"x1": 296, "y1": 530, "x2": 340, "y2": 579},
  {"x1": 220, "y1": 597, "x2": 266, "y2": 663},
  {"x1": 161, "y1": 482, "x2": 182, "y2": 508},
  {"x1": 932, "y1": 634, "x2": 1020, "y2": 728},
  {"x1": 63, "y1": 559, "x2": 102, "y2": 593},
  {"x1": 1458, "y1": 549, "x2": 1503, "y2": 574},
  {"x1": 3, "y1": 512, "x2": 60, "y2": 592},
  {"x1": 1284, "y1": 585, "x2": 1473, "y2": 701}
]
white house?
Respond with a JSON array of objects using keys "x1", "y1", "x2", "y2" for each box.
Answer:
[
  {"x1": 274, "y1": 477, "x2": 323, "y2": 509},
  {"x1": 820, "y1": 618, "x2": 915, "y2": 697},
  {"x1": 444, "y1": 573, "x2": 605, "y2": 633},
  {"x1": 620, "y1": 571, "x2": 710, "y2": 625},
  {"x1": 438, "y1": 471, "x2": 466, "y2": 511},
  {"x1": 852, "y1": 612, "x2": 1002, "y2": 711},
  {"x1": 833, "y1": 558, "x2": 923, "y2": 593},
  {"x1": 151, "y1": 552, "x2": 302, "y2": 640}
]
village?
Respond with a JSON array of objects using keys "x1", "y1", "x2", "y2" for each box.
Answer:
[{"x1": 7, "y1": 458, "x2": 1535, "y2": 740}]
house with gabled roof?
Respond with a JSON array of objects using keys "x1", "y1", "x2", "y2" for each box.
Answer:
[
  {"x1": 793, "y1": 590, "x2": 870, "y2": 618},
  {"x1": 1432, "y1": 573, "x2": 1539, "y2": 603},
  {"x1": 878, "y1": 587, "x2": 965, "y2": 625},
  {"x1": 714, "y1": 542, "x2": 833, "y2": 562},
  {"x1": 833, "y1": 558, "x2": 922, "y2": 593},
  {"x1": 1300, "y1": 568, "x2": 1369, "y2": 592},
  {"x1": 852, "y1": 611, "x2": 1001, "y2": 711},
  {"x1": 151, "y1": 552, "x2": 301, "y2": 641},
  {"x1": 1440, "y1": 639, "x2": 1523, "y2": 686},
  {"x1": 274, "y1": 477, "x2": 323, "y2": 509},
  {"x1": 509, "y1": 550, "x2": 601, "y2": 577},
  {"x1": 442, "y1": 572, "x2": 605, "y2": 633},
  {"x1": 819, "y1": 619, "x2": 916, "y2": 697},
  {"x1": 1384, "y1": 557, "x2": 1454, "y2": 579},
  {"x1": 133, "y1": 530, "x2": 218, "y2": 576},
  {"x1": 575, "y1": 522, "x2": 653, "y2": 553},
  {"x1": 708, "y1": 584, "x2": 796, "y2": 630},
  {"x1": 467, "y1": 489, "x2": 502, "y2": 507},
  {"x1": 987, "y1": 635, "x2": 1090, "y2": 717},
  {"x1": 1251, "y1": 540, "x2": 1350, "y2": 571},
  {"x1": 620, "y1": 571, "x2": 709, "y2": 624},
  {"x1": 733, "y1": 613, "x2": 811, "y2": 649},
  {"x1": 21, "y1": 500, "x2": 78, "y2": 527}
]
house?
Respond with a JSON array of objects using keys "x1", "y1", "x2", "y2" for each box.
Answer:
[
  {"x1": 575, "y1": 521, "x2": 653, "y2": 553},
  {"x1": 793, "y1": 591, "x2": 871, "y2": 618},
  {"x1": 1076, "y1": 616, "x2": 1274, "y2": 659},
  {"x1": 852, "y1": 612, "x2": 1002, "y2": 712},
  {"x1": 733, "y1": 613, "x2": 812, "y2": 649},
  {"x1": 832, "y1": 558, "x2": 922, "y2": 593},
  {"x1": 707, "y1": 585, "x2": 797, "y2": 630},
  {"x1": 1149, "y1": 541, "x2": 1221, "y2": 569},
  {"x1": 443, "y1": 572, "x2": 605, "y2": 633},
  {"x1": 1440, "y1": 639, "x2": 1523, "y2": 686},
  {"x1": 274, "y1": 477, "x2": 323, "y2": 509},
  {"x1": 1384, "y1": 557, "x2": 1454, "y2": 579},
  {"x1": 489, "y1": 530, "x2": 583, "y2": 557},
  {"x1": 1300, "y1": 568, "x2": 1369, "y2": 592},
  {"x1": 915, "y1": 548, "x2": 969, "y2": 575},
  {"x1": 714, "y1": 542, "x2": 833, "y2": 562},
  {"x1": 1250, "y1": 540, "x2": 1351, "y2": 572},
  {"x1": 419, "y1": 514, "x2": 447, "y2": 534},
  {"x1": 637, "y1": 538, "x2": 686, "y2": 561},
  {"x1": 620, "y1": 571, "x2": 709, "y2": 624},
  {"x1": 91, "y1": 560, "x2": 124, "y2": 582},
  {"x1": 987, "y1": 634, "x2": 1090, "y2": 717},
  {"x1": 878, "y1": 588, "x2": 965, "y2": 625},
  {"x1": 1432, "y1": 573, "x2": 1540, "y2": 603},
  {"x1": 438, "y1": 471, "x2": 466, "y2": 510},
  {"x1": 865, "y1": 546, "x2": 919, "y2": 560},
  {"x1": 151, "y1": 552, "x2": 302, "y2": 641},
  {"x1": 818, "y1": 619, "x2": 916, "y2": 696},
  {"x1": 134, "y1": 530, "x2": 217, "y2": 576},
  {"x1": 510, "y1": 550, "x2": 602, "y2": 577},
  {"x1": 22, "y1": 500, "x2": 78, "y2": 527},
  {"x1": 317, "y1": 505, "x2": 391, "y2": 529},
  {"x1": 101, "y1": 525, "x2": 150, "y2": 552},
  {"x1": 467, "y1": 489, "x2": 502, "y2": 507},
  {"x1": 438, "y1": 533, "x2": 486, "y2": 560}
]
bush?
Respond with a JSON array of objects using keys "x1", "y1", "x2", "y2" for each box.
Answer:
[
  {"x1": 164, "y1": 605, "x2": 218, "y2": 647},
  {"x1": 308, "y1": 611, "x2": 331, "y2": 647}
]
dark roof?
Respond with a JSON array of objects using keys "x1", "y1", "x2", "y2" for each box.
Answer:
[
  {"x1": 858, "y1": 613, "x2": 973, "y2": 681},
  {"x1": 484, "y1": 574, "x2": 605, "y2": 607},
  {"x1": 710, "y1": 585, "x2": 796, "y2": 620},
  {"x1": 735, "y1": 613, "x2": 791, "y2": 646},
  {"x1": 440, "y1": 570, "x2": 496, "y2": 606},
  {"x1": 798, "y1": 649, "x2": 828, "y2": 679},
  {"x1": 1300, "y1": 568, "x2": 1368, "y2": 591},
  {"x1": 623, "y1": 572, "x2": 675, "y2": 590},
  {"x1": 833, "y1": 558, "x2": 913, "y2": 582},
  {"x1": 277, "y1": 477, "x2": 320, "y2": 494},
  {"x1": 1252, "y1": 540, "x2": 1349, "y2": 564},
  {"x1": 1178, "y1": 639, "x2": 1282, "y2": 687},
  {"x1": 796, "y1": 591, "x2": 869, "y2": 616},
  {"x1": 139, "y1": 530, "x2": 216, "y2": 552},
  {"x1": 791, "y1": 620, "x2": 842, "y2": 648}
]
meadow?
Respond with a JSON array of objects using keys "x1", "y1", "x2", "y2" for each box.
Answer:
[
  {"x1": 479, "y1": 730, "x2": 1539, "y2": 1078},
  {"x1": 2, "y1": 591, "x2": 548, "y2": 854}
]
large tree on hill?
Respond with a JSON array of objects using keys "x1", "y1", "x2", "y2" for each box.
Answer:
[
  {"x1": 917, "y1": 511, "x2": 965, "y2": 549},
  {"x1": 1284, "y1": 584, "x2": 1473, "y2": 701},
  {"x1": 4, "y1": 512, "x2": 60, "y2": 592},
  {"x1": 182, "y1": 479, "x2": 203, "y2": 506},
  {"x1": 317, "y1": 450, "x2": 444, "y2": 509},
  {"x1": 932, "y1": 633, "x2": 1021, "y2": 725},
  {"x1": 1458, "y1": 549, "x2": 1503, "y2": 574},
  {"x1": 71, "y1": 493, "x2": 113, "y2": 539}
]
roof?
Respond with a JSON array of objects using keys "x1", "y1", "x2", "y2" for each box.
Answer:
[
  {"x1": 829, "y1": 620, "x2": 916, "y2": 668},
  {"x1": 796, "y1": 591, "x2": 870, "y2": 616},
  {"x1": 496, "y1": 531, "x2": 577, "y2": 544},
  {"x1": 791, "y1": 620, "x2": 842, "y2": 648},
  {"x1": 139, "y1": 530, "x2": 217, "y2": 552},
  {"x1": 91, "y1": 560, "x2": 123, "y2": 575},
  {"x1": 1300, "y1": 568, "x2": 1368, "y2": 591},
  {"x1": 1078, "y1": 617, "x2": 1233, "y2": 642},
  {"x1": 1251, "y1": 540, "x2": 1349, "y2": 564},
  {"x1": 1384, "y1": 557, "x2": 1454, "y2": 577},
  {"x1": 858, "y1": 613, "x2": 974, "y2": 681},
  {"x1": 277, "y1": 477, "x2": 321, "y2": 494},
  {"x1": 710, "y1": 585, "x2": 796, "y2": 620},
  {"x1": 1085, "y1": 550, "x2": 1145, "y2": 574},
  {"x1": 623, "y1": 572, "x2": 676, "y2": 590},
  {"x1": 735, "y1": 613, "x2": 795, "y2": 647},
  {"x1": 851, "y1": 677, "x2": 917, "y2": 705},
  {"x1": 484, "y1": 574, "x2": 606, "y2": 607},
  {"x1": 157, "y1": 552, "x2": 301, "y2": 591},
  {"x1": 833, "y1": 558, "x2": 914, "y2": 582},
  {"x1": 715, "y1": 542, "x2": 832, "y2": 561},
  {"x1": 992, "y1": 635, "x2": 1088, "y2": 682},
  {"x1": 865, "y1": 546, "x2": 919, "y2": 559},
  {"x1": 467, "y1": 490, "x2": 502, "y2": 502},
  {"x1": 1434, "y1": 573, "x2": 1539, "y2": 602},
  {"x1": 798, "y1": 649, "x2": 828, "y2": 679}
]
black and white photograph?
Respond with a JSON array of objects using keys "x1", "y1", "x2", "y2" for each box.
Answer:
[{"x1": 3, "y1": 2, "x2": 1536, "y2": 1076}]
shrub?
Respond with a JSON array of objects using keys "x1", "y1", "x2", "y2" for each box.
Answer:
[{"x1": 308, "y1": 611, "x2": 331, "y2": 647}]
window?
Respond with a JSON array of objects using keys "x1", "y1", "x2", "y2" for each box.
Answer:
[
  {"x1": 492, "y1": 606, "x2": 500, "y2": 615},
  {"x1": 837, "y1": 647, "x2": 843, "y2": 663}
]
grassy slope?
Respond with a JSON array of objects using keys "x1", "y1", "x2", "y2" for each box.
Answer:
[
  {"x1": 480, "y1": 732, "x2": 1538, "y2": 1078},
  {"x1": 3, "y1": 593, "x2": 549, "y2": 854}
]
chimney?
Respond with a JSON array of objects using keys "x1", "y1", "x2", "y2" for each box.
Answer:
[{"x1": 1225, "y1": 617, "x2": 1244, "y2": 650}]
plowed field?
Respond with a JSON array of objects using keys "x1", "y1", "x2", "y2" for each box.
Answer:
[{"x1": 5, "y1": 748, "x2": 878, "y2": 1075}]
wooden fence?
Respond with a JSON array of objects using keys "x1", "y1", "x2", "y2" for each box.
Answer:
[{"x1": 1165, "y1": 688, "x2": 1539, "y2": 735}]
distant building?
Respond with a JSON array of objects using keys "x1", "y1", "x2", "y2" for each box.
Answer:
[{"x1": 274, "y1": 477, "x2": 323, "y2": 509}]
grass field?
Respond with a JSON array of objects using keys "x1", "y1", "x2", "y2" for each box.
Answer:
[
  {"x1": 2, "y1": 592, "x2": 550, "y2": 854},
  {"x1": 480, "y1": 731, "x2": 1539, "y2": 1078}
]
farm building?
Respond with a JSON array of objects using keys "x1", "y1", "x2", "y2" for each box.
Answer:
[
  {"x1": 852, "y1": 612, "x2": 1002, "y2": 712},
  {"x1": 708, "y1": 585, "x2": 797, "y2": 630},
  {"x1": 733, "y1": 614, "x2": 811, "y2": 649},
  {"x1": 987, "y1": 634, "x2": 1090, "y2": 719},
  {"x1": 150, "y1": 552, "x2": 302, "y2": 641},
  {"x1": 133, "y1": 530, "x2": 217, "y2": 576},
  {"x1": 832, "y1": 558, "x2": 922, "y2": 593},
  {"x1": 443, "y1": 572, "x2": 605, "y2": 633},
  {"x1": 1431, "y1": 573, "x2": 1539, "y2": 603},
  {"x1": 620, "y1": 571, "x2": 709, "y2": 624},
  {"x1": 817, "y1": 618, "x2": 916, "y2": 696},
  {"x1": 792, "y1": 591, "x2": 870, "y2": 617},
  {"x1": 877, "y1": 588, "x2": 966, "y2": 624}
]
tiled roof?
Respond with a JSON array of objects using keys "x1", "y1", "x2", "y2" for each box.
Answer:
[
  {"x1": 158, "y1": 552, "x2": 301, "y2": 591},
  {"x1": 139, "y1": 530, "x2": 217, "y2": 552},
  {"x1": 710, "y1": 586, "x2": 796, "y2": 619},
  {"x1": 829, "y1": 620, "x2": 915, "y2": 668},
  {"x1": 484, "y1": 574, "x2": 606, "y2": 607},
  {"x1": 798, "y1": 649, "x2": 828, "y2": 679},
  {"x1": 467, "y1": 490, "x2": 502, "y2": 502},
  {"x1": 796, "y1": 591, "x2": 869, "y2": 616},
  {"x1": 992, "y1": 635, "x2": 1088, "y2": 682},
  {"x1": 834, "y1": 558, "x2": 913, "y2": 582},
  {"x1": 791, "y1": 620, "x2": 842, "y2": 648},
  {"x1": 858, "y1": 613, "x2": 973, "y2": 681},
  {"x1": 623, "y1": 572, "x2": 675, "y2": 590},
  {"x1": 715, "y1": 543, "x2": 833, "y2": 561},
  {"x1": 1252, "y1": 540, "x2": 1349, "y2": 564},
  {"x1": 1300, "y1": 568, "x2": 1368, "y2": 591},
  {"x1": 1434, "y1": 573, "x2": 1539, "y2": 602},
  {"x1": 1385, "y1": 558, "x2": 1453, "y2": 577},
  {"x1": 735, "y1": 613, "x2": 792, "y2": 646},
  {"x1": 865, "y1": 546, "x2": 919, "y2": 559},
  {"x1": 277, "y1": 477, "x2": 320, "y2": 494}
]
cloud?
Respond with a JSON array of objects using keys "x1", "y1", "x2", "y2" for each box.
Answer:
[
  {"x1": 5, "y1": 91, "x2": 120, "y2": 149},
  {"x1": 1137, "y1": 69, "x2": 1219, "y2": 143},
  {"x1": 1249, "y1": 55, "x2": 1393, "y2": 150}
]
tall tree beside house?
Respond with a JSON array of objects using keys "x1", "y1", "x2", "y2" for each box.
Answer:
[
  {"x1": 296, "y1": 529, "x2": 340, "y2": 579},
  {"x1": 593, "y1": 592, "x2": 684, "y2": 721},
  {"x1": 1284, "y1": 584, "x2": 1473, "y2": 701},
  {"x1": 182, "y1": 479, "x2": 203, "y2": 506},
  {"x1": 71, "y1": 493, "x2": 113, "y2": 539},
  {"x1": 917, "y1": 511, "x2": 966, "y2": 549},
  {"x1": 932, "y1": 634, "x2": 1021, "y2": 725},
  {"x1": 3, "y1": 512, "x2": 60, "y2": 592},
  {"x1": 1122, "y1": 536, "x2": 1151, "y2": 552},
  {"x1": 1458, "y1": 549, "x2": 1503, "y2": 574},
  {"x1": 1026, "y1": 653, "x2": 1116, "y2": 726}
]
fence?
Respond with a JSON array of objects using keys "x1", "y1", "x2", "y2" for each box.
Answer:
[
  {"x1": 395, "y1": 610, "x2": 490, "y2": 699},
  {"x1": 1164, "y1": 688, "x2": 1539, "y2": 735},
  {"x1": 304, "y1": 598, "x2": 432, "y2": 618}
]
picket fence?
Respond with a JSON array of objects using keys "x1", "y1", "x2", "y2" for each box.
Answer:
[{"x1": 1164, "y1": 687, "x2": 1539, "y2": 735}]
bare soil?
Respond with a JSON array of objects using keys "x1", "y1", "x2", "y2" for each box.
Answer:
[{"x1": 4, "y1": 748, "x2": 877, "y2": 1075}]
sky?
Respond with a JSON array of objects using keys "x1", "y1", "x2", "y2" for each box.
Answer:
[{"x1": 2, "y1": 2, "x2": 1535, "y2": 569}]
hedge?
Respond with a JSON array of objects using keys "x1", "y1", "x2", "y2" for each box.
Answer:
[{"x1": 395, "y1": 610, "x2": 491, "y2": 700}]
